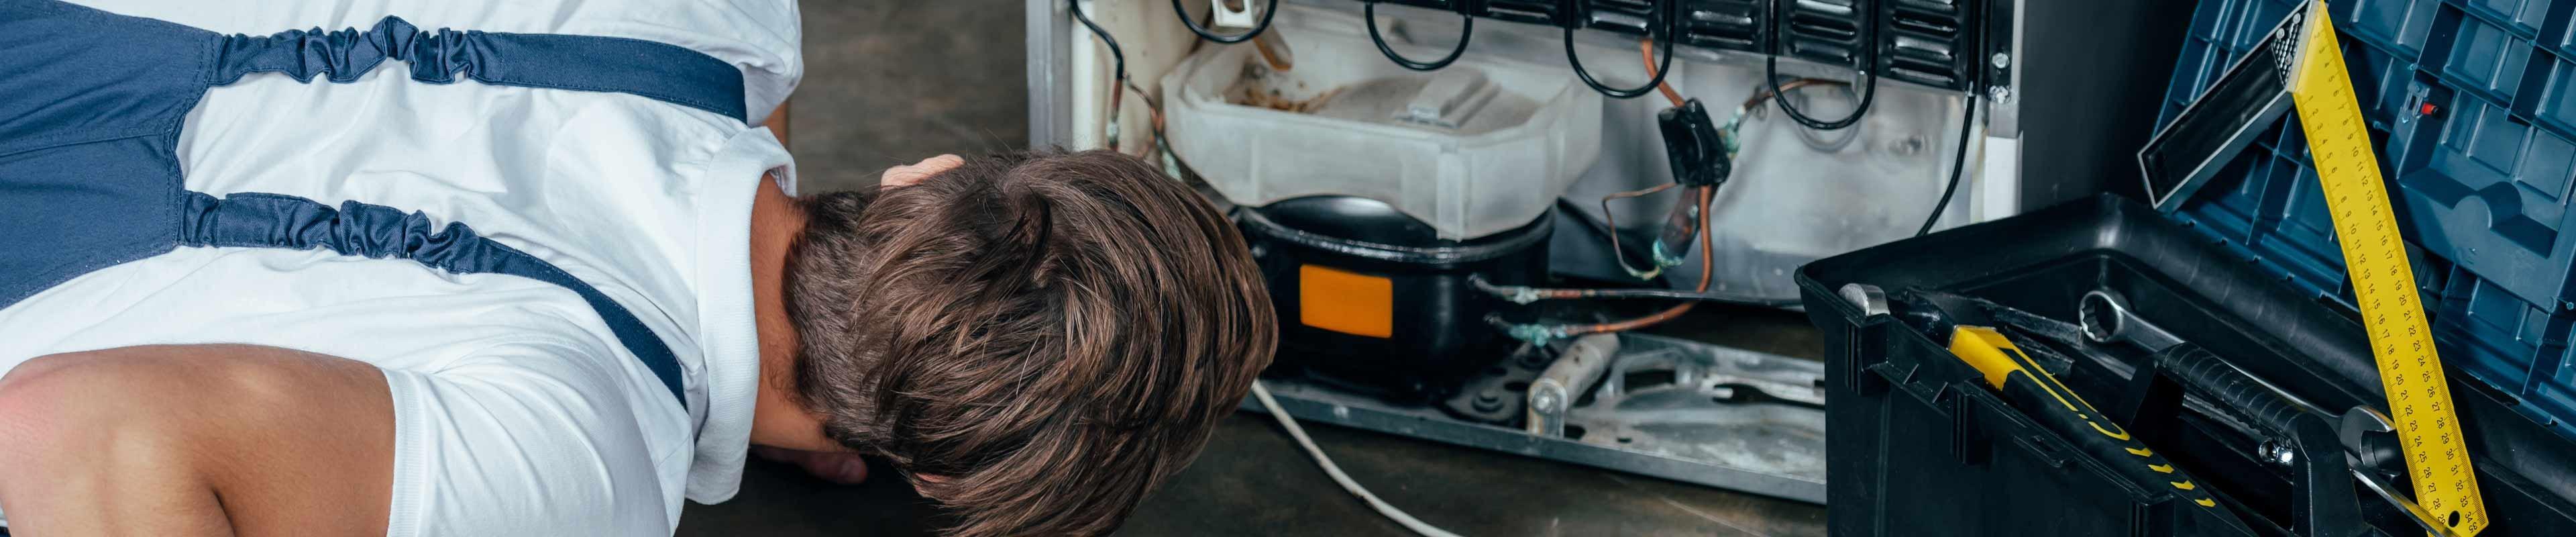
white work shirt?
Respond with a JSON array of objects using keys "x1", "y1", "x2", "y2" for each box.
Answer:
[{"x1": 0, "y1": 1, "x2": 802, "y2": 535}]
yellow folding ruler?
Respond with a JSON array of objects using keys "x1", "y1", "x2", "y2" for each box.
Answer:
[
  {"x1": 2137, "y1": 1, "x2": 2486, "y2": 534},
  {"x1": 2288, "y1": 5, "x2": 2485, "y2": 535}
]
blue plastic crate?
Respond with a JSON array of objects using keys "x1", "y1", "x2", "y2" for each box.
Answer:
[{"x1": 2157, "y1": 0, "x2": 2576, "y2": 439}]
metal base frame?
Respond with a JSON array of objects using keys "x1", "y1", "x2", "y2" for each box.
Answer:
[{"x1": 1240, "y1": 332, "x2": 1827, "y2": 503}]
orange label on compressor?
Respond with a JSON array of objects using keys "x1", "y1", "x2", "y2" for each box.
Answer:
[{"x1": 1298, "y1": 264, "x2": 1393, "y2": 338}]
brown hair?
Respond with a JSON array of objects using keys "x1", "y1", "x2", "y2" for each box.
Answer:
[{"x1": 783, "y1": 150, "x2": 1276, "y2": 536}]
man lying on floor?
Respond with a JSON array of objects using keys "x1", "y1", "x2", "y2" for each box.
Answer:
[{"x1": 0, "y1": 1, "x2": 1275, "y2": 536}]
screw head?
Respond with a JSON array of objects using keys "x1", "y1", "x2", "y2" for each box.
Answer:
[
  {"x1": 2258, "y1": 440, "x2": 2297, "y2": 466},
  {"x1": 1987, "y1": 85, "x2": 2013, "y2": 104},
  {"x1": 1990, "y1": 52, "x2": 2010, "y2": 69}
]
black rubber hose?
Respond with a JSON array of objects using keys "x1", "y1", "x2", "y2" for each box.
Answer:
[
  {"x1": 1762, "y1": 0, "x2": 1878, "y2": 130},
  {"x1": 1915, "y1": 97, "x2": 1976, "y2": 236},
  {"x1": 1070, "y1": 0, "x2": 1129, "y2": 89},
  {"x1": 1762, "y1": 56, "x2": 1879, "y2": 131},
  {"x1": 1173, "y1": 0, "x2": 1279, "y2": 44},
  {"x1": 1366, "y1": 2, "x2": 1473, "y2": 71}
]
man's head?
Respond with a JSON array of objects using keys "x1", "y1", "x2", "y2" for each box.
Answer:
[{"x1": 783, "y1": 150, "x2": 1276, "y2": 536}]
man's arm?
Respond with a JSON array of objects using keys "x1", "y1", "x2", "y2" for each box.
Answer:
[{"x1": 0, "y1": 344, "x2": 393, "y2": 536}]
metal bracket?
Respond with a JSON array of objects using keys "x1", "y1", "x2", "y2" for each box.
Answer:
[
  {"x1": 1211, "y1": 0, "x2": 1260, "y2": 28},
  {"x1": 2286, "y1": 414, "x2": 2370, "y2": 537},
  {"x1": 2135, "y1": 6, "x2": 2307, "y2": 211}
]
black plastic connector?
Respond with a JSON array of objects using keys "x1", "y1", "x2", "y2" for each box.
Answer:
[{"x1": 1656, "y1": 99, "x2": 1730, "y2": 188}]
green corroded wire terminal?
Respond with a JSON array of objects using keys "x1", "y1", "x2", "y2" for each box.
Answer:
[{"x1": 1497, "y1": 321, "x2": 1568, "y2": 346}]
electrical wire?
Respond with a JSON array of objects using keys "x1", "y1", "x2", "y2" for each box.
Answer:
[
  {"x1": 1594, "y1": 183, "x2": 1677, "y2": 279},
  {"x1": 1555, "y1": 198, "x2": 1620, "y2": 242},
  {"x1": 1173, "y1": 0, "x2": 1279, "y2": 44},
  {"x1": 1562, "y1": 0, "x2": 1678, "y2": 99},
  {"x1": 1576, "y1": 19, "x2": 1691, "y2": 279},
  {"x1": 1071, "y1": 0, "x2": 1169, "y2": 158},
  {"x1": 1494, "y1": 185, "x2": 1717, "y2": 342},
  {"x1": 1492, "y1": 33, "x2": 1836, "y2": 328},
  {"x1": 1562, "y1": 289, "x2": 1801, "y2": 307},
  {"x1": 1556, "y1": 198, "x2": 1664, "y2": 276},
  {"x1": 1761, "y1": 0, "x2": 1878, "y2": 131},
  {"x1": 1560, "y1": 186, "x2": 1713, "y2": 336},
  {"x1": 1915, "y1": 97, "x2": 1978, "y2": 237},
  {"x1": 1251, "y1": 382, "x2": 1464, "y2": 537},
  {"x1": 1471, "y1": 276, "x2": 1802, "y2": 307},
  {"x1": 1365, "y1": 2, "x2": 1473, "y2": 71}
]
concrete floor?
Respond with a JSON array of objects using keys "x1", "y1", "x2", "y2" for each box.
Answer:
[
  {"x1": 782, "y1": 1, "x2": 1030, "y2": 193},
  {"x1": 679, "y1": 1, "x2": 1831, "y2": 534}
]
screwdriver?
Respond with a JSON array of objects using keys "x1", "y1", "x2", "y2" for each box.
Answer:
[{"x1": 1945, "y1": 326, "x2": 2256, "y2": 532}]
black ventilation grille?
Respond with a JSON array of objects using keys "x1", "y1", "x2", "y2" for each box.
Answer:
[
  {"x1": 1879, "y1": 0, "x2": 1974, "y2": 90},
  {"x1": 1679, "y1": 0, "x2": 1767, "y2": 54},
  {"x1": 1375, "y1": 0, "x2": 1456, "y2": 9},
  {"x1": 1582, "y1": 0, "x2": 1659, "y2": 35},
  {"x1": 1477, "y1": 0, "x2": 1572, "y2": 26},
  {"x1": 1578, "y1": 0, "x2": 1768, "y2": 56},
  {"x1": 1331, "y1": 0, "x2": 1984, "y2": 91},
  {"x1": 1776, "y1": 0, "x2": 1866, "y2": 65}
]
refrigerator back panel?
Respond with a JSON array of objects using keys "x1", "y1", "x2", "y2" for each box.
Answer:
[
  {"x1": 1554, "y1": 46, "x2": 1979, "y2": 301},
  {"x1": 1055, "y1": 1, "x2": 1999, "y2": 303}
]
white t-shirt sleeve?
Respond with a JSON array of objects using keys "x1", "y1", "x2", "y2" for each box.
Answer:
[{"x1": 380, "y1": 337, "x2": 684, "y2": 537}]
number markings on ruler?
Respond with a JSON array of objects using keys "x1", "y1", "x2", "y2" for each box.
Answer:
[{"x1": 2285, "y1": 3, "x2": 2486, "y2": 534}]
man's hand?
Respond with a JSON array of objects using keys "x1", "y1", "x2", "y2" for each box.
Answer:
[
  {"x1": 0, "y1": 345, "x2": 394, "y2": 536},
  {"x1": 878, "y1": 154, "x2": 963, "y2": 189}
]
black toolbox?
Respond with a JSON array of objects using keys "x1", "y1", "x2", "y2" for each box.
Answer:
[{"x1": 1796, "y1": 196, "x2": 2576, "y2": 536}]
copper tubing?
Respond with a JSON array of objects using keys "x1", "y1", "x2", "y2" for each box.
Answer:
[
  {"x1": 1252, "y1": 28, "x2": 1295, "y2": 72},
  {"x1": 1640, "y1": 37, "x2": 1841, "y2": 111},
  {"x1": 1527, "y1": 288, "x2": 1591, "y2": 300},
  {"x1": 1113, "y1": 79, "x2": 1167, "y2": 158},
  {"x1": 1743, "y1": 79, "x2": 1848, "y2": 112},
  {"x1": 1640, "y1": 39, "x2": 1685, "y2": 108},
  {"x1": 1561, "y1": 186, "x2": 1714, "y2": 336}
]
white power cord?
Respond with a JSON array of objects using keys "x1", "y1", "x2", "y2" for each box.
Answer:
[{"x1": 1248, "y1": 381, "x2": 1467, "y2": 537}]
